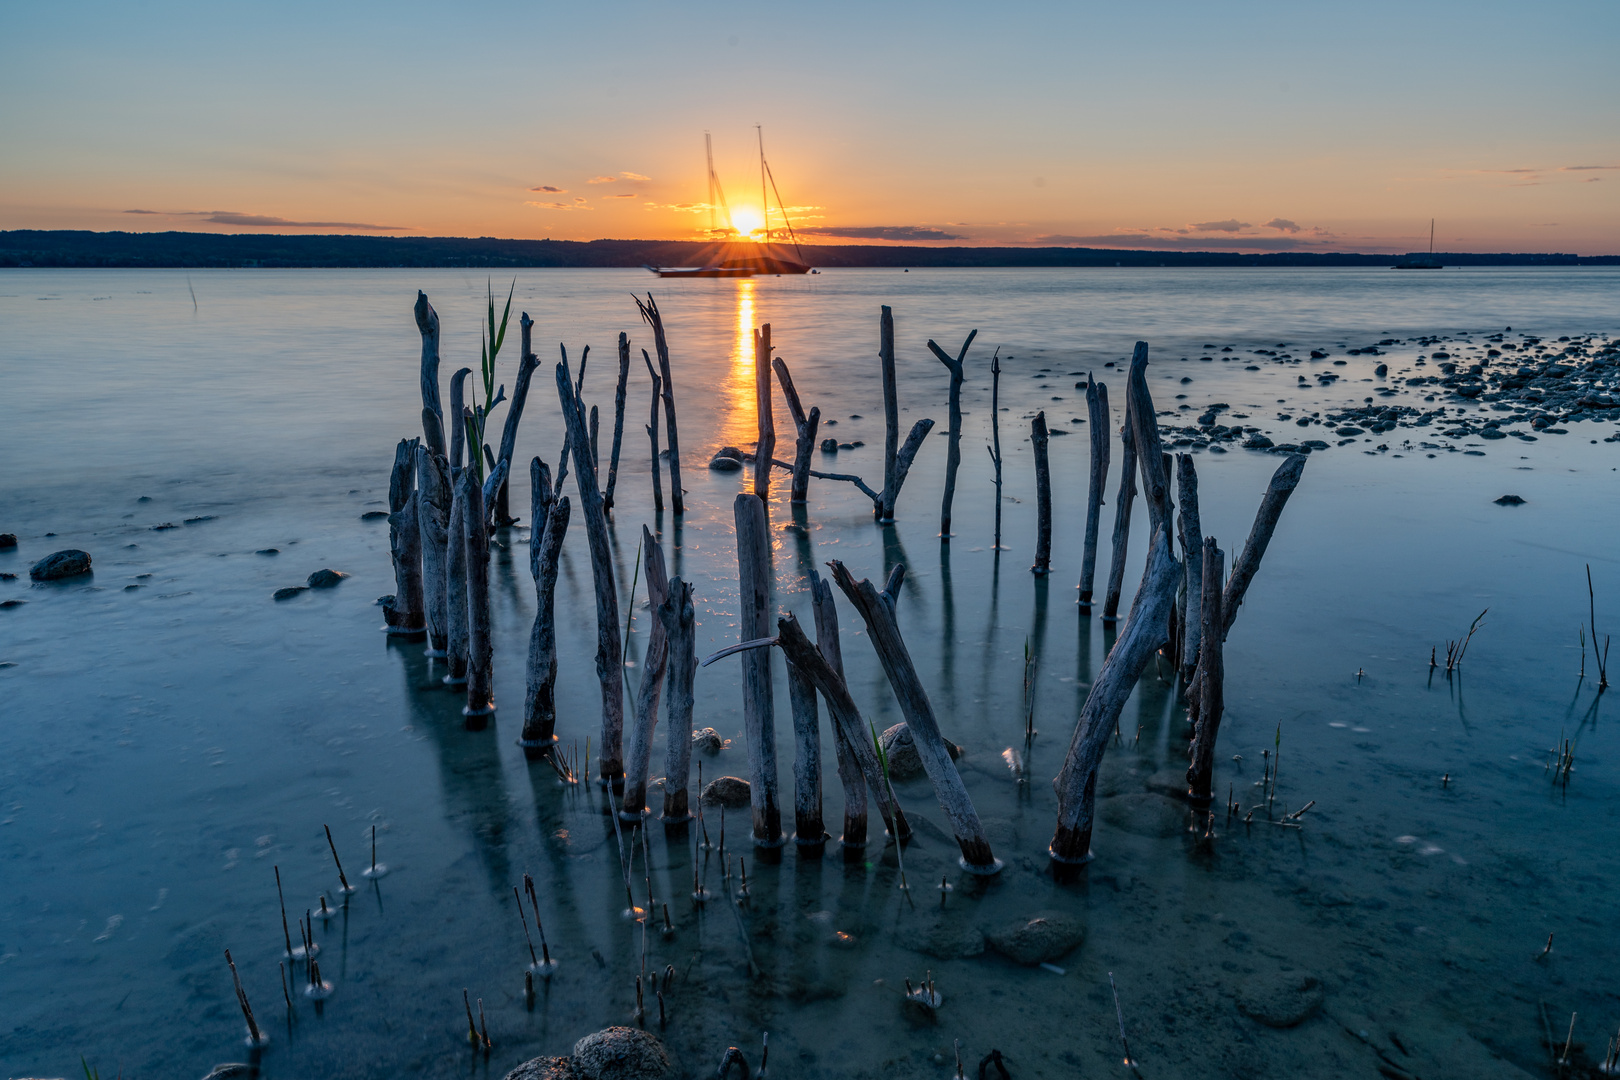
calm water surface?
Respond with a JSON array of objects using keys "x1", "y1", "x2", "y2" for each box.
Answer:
[{"x1": 2, "y1": 267, "x2": 1619, "y2": 1079}]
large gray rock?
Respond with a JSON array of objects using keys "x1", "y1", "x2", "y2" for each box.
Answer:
[
  {"x1": 29, "y1": 549, "x2": 91, "y2": 581},
  {"x1": 572, "y1": 1026, "x2": 670, "y2": 1080},
  {"x1": 985, "y1": 911, "x2": 1085, "y2": 965},
  {"x1": 1236, "y1": 971, "x2": 1323, "y2": 1028},
  {"x1": 504, "y1": 1057, "x2": 579, "y2": 1080},
  {"x1": 879, "y1": 723, "x2": 961, "y2": 780},
  {"x1": 701, "y1": 776, "x2": 752, "y2": 808},
  {"x1": 1101, "y1": 793, "x2": 1189, "y2": 838}
]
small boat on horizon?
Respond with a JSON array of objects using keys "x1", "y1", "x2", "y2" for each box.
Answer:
[{"x1": 1393, "y1": 219, "x2": 1443, "y2": 269}]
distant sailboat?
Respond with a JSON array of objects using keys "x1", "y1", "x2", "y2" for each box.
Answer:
[
  {"x1": 1393, "y1": 220, "x2": 1442, "y2": 269},
  {"x1": 646, "y1": 129, "x2": 814, "y2": 278}
]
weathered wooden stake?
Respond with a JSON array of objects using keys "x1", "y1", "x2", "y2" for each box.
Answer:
[
  {"x1": 1031, "y1": 412, "x2": 1052, "y2": 575},
  {"x1": 556, "y1": 352, "x2": 624, "y2": 785},
  {"x1": 416, "y1": 446, "x2": 451, "y2": 655},
  {"x1": 786, "y1": 571, "x2": 827, "y2": 846},
  {"x1": 772, "y1": 356, "x2": 821, "y2": 504},
  {"x1": 444, "y1": 447, "x2": 470, "y2": 686},
  {"x1": 926, "y1": 329, "x2": 977, "y2": 539},
  {"x1": 809, "y1": 571, "x2": 866, "y2": 850},
  {"x1": 830, "y1": 560, "x2": 1000, "y2": 873},
  {"x1": 989, "y1": 347, "x2": 1003, "y2": 549},
  {"x1": 605, "y1": 332, "x2": 631, "y2": 512},
  {"x1": 1220, "y1": 454, "x2": 1307, "y2": 637},
  {"x1": 463, "y1": 460, "x2": 501, "y2": 723},
  {"x1": 636, "y1": 294, "x2": 684, "y2": 514},
  {"x1": 622, "y1": 527, "x2": 671, "y2": 820},
  {"x1": 491, "y1": 314, "x2": 542, "y2": 528},
  {"x1": 1124, "y1": 343, "x2": 1172, "y2": 534},
  {"x1": 1079, "y1": 376, "x2": 1110, "y2": 609},
  {"x1": 753, "y1": 324, "x2": 776, "y2": 500},
  {"x1": 1186, "y1": 538, "x2": 1226, "y2": 804},
  {"x1": 1050, "y1": 528, "x2": 1181, "y2": 864},
  {"x1": 873, "y1": 306, "x2": 935, "y2": 522},
  {"x1": 414, "y1": 291, "x2": 447, "y2": 459},
  {"x1": 553, "y1": 345, "x2": 588, "y2": 493},
  {"x1": 383, "y1": 438, "x2": 426, "y2": 635},
  {"x1": 1175, "y1": 454, "x2": 1204, "y2": 683},
  {"x1": 449, "y1": 367, "x2": 471, "y2": 473},
  {"x1": 734, "y1": 494, "x2": 783, "y2": 846},
  {"x1": 641, "y1": 351, "x2": 664, "y2": 512},
  {"x1": 1102, "y1": 404, "x2": 1138, "y2": 622},
  {"x1": 660, "y1": 576, "x2": 697, "y2": 824},
  {"x1": 522, "y1": 457, "x2": 571, "y2": 756}
]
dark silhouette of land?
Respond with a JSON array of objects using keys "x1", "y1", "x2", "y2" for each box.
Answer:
[{"x1": 2, "y1": 230, "x2": 1613, "y2": 269}]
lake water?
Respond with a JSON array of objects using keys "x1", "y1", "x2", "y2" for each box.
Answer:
[{"x1": 2, "y1": 267, "x2": 1618, "y2": 1079}]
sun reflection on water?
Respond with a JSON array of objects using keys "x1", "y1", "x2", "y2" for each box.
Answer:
[{"x1": 720, "y1": 278, "x2": 758, "y2": 452}]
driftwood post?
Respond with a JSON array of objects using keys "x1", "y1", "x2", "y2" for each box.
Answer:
[
  {"x1": 492, "y1": 315, "x2": 542, "y2": 528},
  {"x1": 1220, "y1": 455, "x2": 1307, "y2": 637},
  {"x1": 771, "y1": 357, "x2": 821, "y2": 504},
  {"x1": 444, "y1": 443, "x2": 470, "y2": 686},
  {"x1": 462, "y1": 462, "x2": 499, "y2": 724},
  {"x1": 604, "y1": 332, "x2": 631, "y2": 512},
  {"x1": 636, "y1": 295, "x2": 684, "y2": 514},
  {"x1": 1031, "y1": 412, "x2": 1052, "y2": 575},
  {"x1": 414, "y1": 291, "x2": 447, "y2": 460},
  {"x1": 830, "y1": 561, "x2": 1001, "y2": 873},
  {"x1": 1186, "y1": 538, "x2": 1225, "y2": 804},
  {"x1": 1078, "y1": 377, "x2": 1110, "y2": 609},
  {"x1": 926, "y1": 329, "x2": 977, "y2": 539},
  {"x1": 622, "y1": 527, "x2": 671, "y2": 820},
  {"x1": 556, "y1": 352, "x2": 625, "y2": 786},
  {"x1": 660, "y1": 576, "x2": 696, "y2": 824},
  {"x1": 383, "y1": 438, "x2": 426, "y2": 636},
  {"x1": 641, "y1": 352, "x2": 664, "y2": 512},
  {"x1": 1102, "y1": 404, "x2": 1138, "y2": 622},
  {"x1": 771, "y1": 614, "x2": 908, "y2": 842},
  {"x1": 521, "y1": 457, "x2": 571, "y2": 756},
  {"x1": 1049, "y1": 528, "x2": 1181, "y2": 864},
  {"x1": 989, "y1": 347, "x2": 1003, "y2": 549},
  {"x1": 1175, "y1": 454, "x2": 1204, "y2": 683},
  {"x1": 753, "y1": 324, "x2": 776, "y2": 500},
  {"x1": 880, "y1": 306, "x2": 900, "y2": 520},
  {"x1": 734, "y1": 494, "x2": 783, "y2": 846},
  {"x1": 416, "y1": 445, "x2": 451, "y2": 656},
  {"x1": 785, "y1": 569, "x2": 828, "y2": 846},
  {"x1": 810, "y1": 571, "x2": 864, "y2": 850},
  {"x1": 449, "y1": 368, "x2": 471, "y2": 473},
  {"x1": 1124, "y1": 343, "x2": 1171, "y2": 535}
]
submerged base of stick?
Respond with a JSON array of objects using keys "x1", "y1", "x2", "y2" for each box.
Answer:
[
  {"x1": 660, "y1": 810, "x2": 694, "y2": 826},
  {"x1": 793, "y1": 831, "x2": 828, "y2": 849},
  {"x1": 362, "y1": 863, "x2": 389, "y2": 880},
  {"x1": 463, "y1": 703, "x2": 495, "y2": 717},
  {"x1": 443, "y1": 673, "x2": 468, "y2": 687},
  {"x1": 287, "y1": 944, "x2": 319, "y2": 961},
  {"x1": 752, "y1": 833, "x2": 787, "y2": 852},
  {"x1": 527, "y1": 958, "x2": 559, "y2": 979},
  {"x1": 958, "y1": 855, "x2": 1005, "y2": 877},
  {"x1": 518, "y1": 734, "x2": 557, "y2": 762},
  {"x1": 304, "y1": 980, "x2": 333, "y2": 1001},
  {"x1": 424, "y1": 646, "x2": 447, "y2": 658},
  {"x1": 382, "y1": 623, "x2": 427, "y2": 638},
  {"x1": 618, "y1": 807, "x2": 652, "y2": 823},
  {"x1": 244, "y1": 1028, "x2": 270, "y2": 1049},
  {"x1": 1047, "y1": 844, "x2": 1095, "y2": 867}
]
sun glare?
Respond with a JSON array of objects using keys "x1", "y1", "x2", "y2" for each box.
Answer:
[{"x1": 730, "y1": 207, "x2": 763, "y2": 237}]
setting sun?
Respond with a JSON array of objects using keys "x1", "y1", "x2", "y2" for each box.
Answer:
[{"x1": 729, "y1": 206, "x2": 763, "y2": 237}]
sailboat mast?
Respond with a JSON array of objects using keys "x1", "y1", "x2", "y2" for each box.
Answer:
[
  {"x1": 705, "y1": 133, "x2": 717, "y2": 238},
  {"x1": 1429, "y1": 218, "x2": 1435, "y2": 255},
  {"x1": 757, "y1": 124, "x2": 770, "y2": 242}
]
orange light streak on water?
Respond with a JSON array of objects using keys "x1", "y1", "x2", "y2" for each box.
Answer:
[{"x1": 719, "y1": 278, "x2": 758, "y2": 452}]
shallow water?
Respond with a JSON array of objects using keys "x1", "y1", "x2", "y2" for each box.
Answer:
[{"x1": 2, "y1": 267, "x2": 1619, "y2": 1079}]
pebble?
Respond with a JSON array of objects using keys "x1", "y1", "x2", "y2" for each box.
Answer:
[
  {"x1": 29, "y1": 549, "x2": 92, "y2": 581},
  {"x1": 0, "y1": 533, "x2": 15, "y2": 549},
  {"x1": 361, "y1": 510, "x2": 389, "y2": 521},
  {"x1": 273, "y1": 586, "x2": 307, "y2": 601},
  {"x1": 878, "y1": 722, "x2": 961, "y2": 780},
  {"x1": 306, "y1": 569, "x2": 346, "y2": 588},
  {"x1": 691, "y1": 727, "x2": 724, "y2": 752},
  {"x1": 1494, "y1": 494, "x2": 1526, "y2": 505}
]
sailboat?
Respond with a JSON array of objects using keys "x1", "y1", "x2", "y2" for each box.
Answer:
[
  {"x1": 646, "y1": 129, "x2": 814, "y2": 278},
  {"x1": 1393, "y1": 220, "x2": 1442, "y2": 269}
]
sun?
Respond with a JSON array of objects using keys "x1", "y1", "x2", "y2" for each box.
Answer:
[{"x1": 730, "y1": 207, "x2": 763, "y2": 237}]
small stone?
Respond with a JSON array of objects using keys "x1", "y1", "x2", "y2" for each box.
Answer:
[
  {"x1": 200, "y1": 1066, "x2": 255, "y2": 1080},
  {"x1": 29, "y1": 549, "x2": 92, "y2": 581},
  {"x1": 361, "y1": 510, "x2": 389, "y2": 521},
  {"x1": 504, "y1": 1057, "x2": 579, "y2": 1080},
  {"x1": 306, "y1": 569, "x2": 346, "y2": 588},
  {"x1": 0, "y1": 533, "x2": 16, "y2": 549},
  {"x1": 0, "y1": 599, "x2": 26, "y2": 609},
  {"x1": 819, "y1": 438, "x2": 838, "y2": 453},
  {"x1": 0, "y1": 572, "x2": 15, "y2": 581},
  {"x1": 151, "y1": 522, "x2": 179, "y2": 531},
  {"x1": 256, "y1": 548, "x2": 279, "y2": 556},
  {"x1": 708, "y1": 453, "x2": 743, "y2": 472},
  {"x1": 1242, "y1": 435, "x2": 1274, "y2": 449},
  {"x1": 701, "y1": 776, "x2": 752, "y2": 808},
  {"x1": 273, "y1": 586, "x2": 308, "y2": 601},
  {"x1": 571, "y1": 1025, "x2": 671, "y2": 1080},
  {"x1": 1494, "y1": 495, "x2": 1526, "y2": 505},
  {"x1": 183, "y1": 515, "x2": 215, "y2": 524},
  {"x1": 1236, "y1": 971, "x2": 1324, "y2": 1028},
  {"x1": 1336, "y1": 426, "x2": 1364, "y2": 437},
  {"x1": 878, "y1": 722, "x2": 961, "y2": 780},
  {"x1": 691, "y1": 727, "x2": 724, "y2": 753},
  {"x1": 985, "y1": 911, "x2": 1085, "y2": 965}
]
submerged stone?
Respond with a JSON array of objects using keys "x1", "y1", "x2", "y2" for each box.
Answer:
[
  {"x1": 273, "y1": 586, "x2": 307, "y2": 601},
  {"x1": 306, "y1": 568, "x2": 346, "y2": 588},
  {"x1": 708, "y1": 446, "x2": 746, "y2": 471},
  {"x1": 29, "y1": 549, "x2": 92, "y2": 581},
  {"x1": 878, "y1": 722, "x2": 961, "y2": 780},
  {"x1": 571, "y1": 1026, "x2": 670, "y2": 1080},
  {"x1": 986, "y1": 911, "x2": 1085, "y2": 965},
  {"x1": 1237, "y1": 971, "x2": 1324, "y2": 1027},
  {"x1": 504, "y1": 1057, "x2": 579, "y2": 1080},
  {"x1": 691, "y1": 727, "x2": 725, "y2": 752},
  {"x1": 1494, "y1": 494, "x2": 1526, "y2": 505},
  {"x1": 701, "y1": 775, "x2": 751, "y2": 808},
  {"x1": 0, "y1": 533, "x2": 16, "y2": 549}
]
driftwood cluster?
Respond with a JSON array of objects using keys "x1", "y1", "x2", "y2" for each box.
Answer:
[{"x1": 382, "y1": 291, "x2": 1304, "y2": 874}]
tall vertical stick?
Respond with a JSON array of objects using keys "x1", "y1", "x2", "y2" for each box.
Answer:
[
  {"x1": 414, "y1": 291, "x2": 447, "y2": 459},
  {"x1": 1103, "y1": 407, "x2": 1138, "y2": 622},
  {"x1": 753, "y1": 324, "x2": 776, "y2": 500},
  {"x1": 786, "y1": 574, "x2": 825, "y2": 847},
  {"x1": 1186, "y1": 539, "x2": 1225, "y2": 804},
  {"x1": 416, "y1": 445, "x2": 451, "y2": 656},
  {"x1": 622, "y1": 527, "x2": 671, "y2": 819},
  {"x1": 492, "y1": 314, "x2": 542, "y2": 528},
  {"x1": 926, "y1": 329, "x2": 977, "y2": 539},
  {"x1": 1219, "y1": 455, "x2": 1307, "y2": 637},
  {"x1": 772, "y1": 356, "x2": 820, "y2": 504},
  {"x1": 636, "y1": 294, "x2": 684, "y2": 514},
  {"x1": 444, "y1": 454, "x2": 469, "y2": 686},
  {"x1": 462, "y1": 460, "x2": 499, "y2": 723},
  {"x1": 642, "y1": 351, "x2": 664, "y2": 512},
  {"x1": 660, "y1": 577, "x2": 697, "y2": 824},
  {"x1": 1124, "y1": 343, "x2": 1171, "y2": 536},
  {"x1": 605, "y1": 332, "x2": 631, "y2": 512},
  {"x1": 522, "y1": 458, "x2": 571, "y2": 755},
  {"x1": 734, "y1": 494, "x2": 783, "y2": 846},
  {"x1": 989, "y1": 347, "x2": 1003, "y2": 548},
  {"x1": 1079, "y1": 376, "x2": 1110, "y2": 609},
  {"x1": 879, "y1": 306, "x2": 900, "y2": 523},
  {"x1": 1031, "y1": 412, "x2": 1052, "y2": 575},
  {"x1": 383, "y1": 438, "x2": 426, "y2": 635},
  {"x1": 556, "y1": 353, "x2": 624, "y2": 785},
  {"x1": 810, "y1": 571, "x2": 863, "y2": 849},
  {"x1": 1175, "y1": 454, "x2": 1203, "y2": 683}
]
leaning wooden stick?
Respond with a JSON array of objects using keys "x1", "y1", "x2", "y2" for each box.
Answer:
[
  {"x1": 521, "y1": 458, "x2": 571, "y2": 756},
  {"x1": 1185, "y1": 538, "x2": 1226, "y2": 805},
  {"x1": 622, "y1": 527, "x2": 671, "y2": 819},
  {"x1": 604, "y1": 331, "x2": 630, "y2": 512},
  {"x1": 642, "y1": 351, "x2": 664, "y2": 512},
  {"x1": 753, "y1": 324, "x2": 776, "y2": 500},
  {"x1": 1031, "y1": 412, "x2": 1052, "y2": 575},
  {"x1": 1079, "y1": 376, "x2": 1110, "y2": 609},
  {"x1": 556, "y1": 351, "x2": 625, "y2": 785},
  {"x1": 660, "y1": 576, "x2": 697, "y2": 824},
  {"x1": 1050, "y1": 528, "x2": 1181, "y2": 864},
  {"x1": 734, "y1": 494, "x2": 783, "y2": 846},
  {"x1": 1175, "y1": 454, "x2": 1204, "y2": 683},
  {"x1": 383, "y1": 438, "x2": 426, "y2": 636},
  {"x1": 926, "y1": 329, "x2": 977, "y2": 539},
  {"x1": 416, "y1": 445, "x2": 451, "y2": 656},
  {"x1": 772, "y1": 356, "x2": 821, "y2": 504},
  {"x1": 1124, "y1": 342, "x2": 1172, "y2": 534},
  {"x1": 414, "y1": 291, "x2": 447, "y2": 459},
  {"x1": 1102, "y1": 405, "x2": 1138, "y2": 622},
  {"x1": 1219, "y1": 454, "x2": 1307, "y2": 637},
  {"x1": 636, "y1": 294, "x2": 684, "y2": 514},
  {"x1": 830, "y1": 560, "x2": 1000, "y2": 873}
]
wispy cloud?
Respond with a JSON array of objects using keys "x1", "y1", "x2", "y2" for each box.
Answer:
[
  {"x1": 605, "y1": 193, "x2": 638, "y2": 199},
  {"x1": 620, "y1": 171, "x2": 650, "y2": 181},
  {"x1": 588, "y1": 175, "x2": 617, "y2": 184},
  {"x1": 529, "y1": 185, "x2": 566, "y2": 193},
  {"x1": 798, "y1": 225, "x2": 966, "y2": 241},
  {"x1": 1187, "y1": 219, "x2": 1251, "y2": 233},
  {"x1": 122, "y1": 208, "x2": 161, "y2": 214},
  {"x1": 124, "y1": 208, "x2": 405, "y2": 230},
  {"x1": 1031, "y1": 232, "x2": 1328, "y2": 251},
  {"x1": 1262, "y1": 217, "x2": 1301, "y2": 233},
  {"x1": 527, "y1": 201, "x2": 592, "y2": 211}
]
